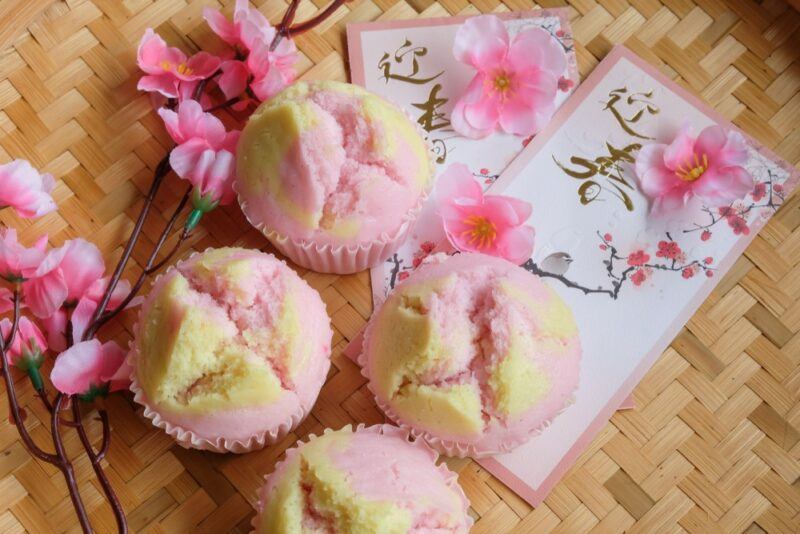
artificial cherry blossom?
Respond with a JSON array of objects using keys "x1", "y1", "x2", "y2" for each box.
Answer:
[
  {"x1": 436, "y1": 163, "x2": 534, "y2": 264},
  {"x1": 0, "y1": 159, "x2": 56, "y2": 219},
  {"x1": 450, "y1": 15, "x2": 566, "y2": 138},
  {"x1": 158, "y1": 100, "x2": 240, "y2": 206},
  {"x1": 635, "y1": 125, "x2": 753, "y2": 212},
  {"x1": 137, "y1": 29, "x2": 221, "y2": 98},
  {"x1": 50, "y1": 340, "x2": 129, "y2": 397}
]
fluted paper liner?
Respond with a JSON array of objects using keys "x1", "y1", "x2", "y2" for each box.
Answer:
[
  {"x1": 127, "y1": 248, "x2": 323, "y2": 454},
  {"x1": 251, "y1": 424, "x2": 473, "y2": 532}
]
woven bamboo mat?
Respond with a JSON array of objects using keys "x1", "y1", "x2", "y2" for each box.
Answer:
[{"x1": 0, "y1": 0, "x2": 798, "y2": 532}]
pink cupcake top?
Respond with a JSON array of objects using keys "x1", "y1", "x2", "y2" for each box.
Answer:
[
  {"x1": 236, "y1": 80, "x2": 432, "y2": 248},
  {"x1": 132, "y1": 248, "x2": 332, "y2": 444},
  {"x1": 362, "y1": 253, "x2": 581, "y2": 456},
  {"x1": 255, "y1": 425, "x2": 472, "y2": 533}
]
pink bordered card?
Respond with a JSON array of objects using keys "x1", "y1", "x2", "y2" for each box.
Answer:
[
  {"x1": 346, "y1": 9, "x2": 579, "y2": 305},
  {"x1": 471, "y1": 45, "x2": 798, "y2": 506}
]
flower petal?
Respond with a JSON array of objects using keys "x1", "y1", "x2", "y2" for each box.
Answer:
[
  {"x1": 507, "y1": 27, "x2": 566, "y2": 77},
  {"x1": 494, "y1": 224, "x2": 535, "y2": 264},
  {"x1": 138, "y1": 74, "x2": 179, "y2": 98},
  {"x1": 435, "y1": 163, "x2": 483, "y2": 206},
  {"x1": 450, "y1": 75, "x2": 494, "y2": 139},
  {"x1": 203, "y1": 7, "x2": 239, "y2": 45},
  {"x1": 51, "y1": 340, "x2": 105, "y2": 395},
  {"x1": 218, "y1": 60, "x2": 249, "y2": 100},
  {"x1": 691, "y1": 166, "x2": 754, "y2": 206},
  {"x1": 60, "y1": 239, "x2": 105, "y2": 301},
  {"x1": 453, "y1": 15, "x2": 509, "y2": 70},
  {"x1": 663, "y1": 124, "x2": 696, "y2": 171},
  {"x1": 696, "y1": 125, "x2": 749, "y2": 167},
  {"x1": 22, "y1": 269, "x2": 68, "y2": 318}
]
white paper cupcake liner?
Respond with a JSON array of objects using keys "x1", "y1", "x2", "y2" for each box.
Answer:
[
  {"x1": 127, "y1": 248, "x2": 317, "y2": 454},
  {"x1": 251, "y1": 423, "x2": 473, "y2": 532},
  {"x1": 236, "y1": 106, "x2": 436, "y2": 275},
  {"x1": 358, "y1": 310, "x2": 578, "y2": 459}
]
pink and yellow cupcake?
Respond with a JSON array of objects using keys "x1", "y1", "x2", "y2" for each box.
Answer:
[
  {"x1": 130, "y1": 247, "x2": 332, "y2": 453},
  {"x1": 253, "y1": 425, "x2": 472, "y2": 533},
  {"x1": 236, "y1": 80, "x2": 432, "y2": 274},
  {"x1": 361, "y1": 253, "x2": 581, "y2": 457}
]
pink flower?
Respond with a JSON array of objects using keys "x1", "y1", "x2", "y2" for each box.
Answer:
[
  {"x1": 51, "y1": 340, "x2": 129, "y2": 397},
  {"x1": 751, "y1": 182, "x2": 766, "y2": 202},
  {"x1": 727, "y1": 215, "x2": 750, "y2": 235},
  {"x1": 701, "y1": 230, "x2": 712, "y2": 241},
  {"x1": 450, "y1": 15, "x2": 566, "y2": 139},
  {"x1": 627, "y1": 250, "x2": 650, "y2": 266},
  {"x1": 60, "y1": 239, "x2": 105, "y2": 302},
  {"x1": 436, "y1": 163, "x2": 534, "y2": 264},
  {"x1": 557, "y1": 76, "x2": 574, "y2": 92},
  {"x1": 158, "y1": 100, "x2": 240, "y2": 205},
  {"x1": 0, "y1": 316, "x2": 47, "y2": 366},
  {"x1": 0, "y1": 287, "x2": 12, "y2": 314},
  {"x1": 0, "y1": 159, "x2": 56, "y2": 218},
  {"x1": 41, "y1": 309, "x2": 67, "y2": 352},
  {"x1": 599, "y1": 244, "x2": 607, "y2": 251},
  {"x1": 203, "y1": 0, "x2": 276, "y2": 51},
  {"x1": 635, "y1": 125, "x2": 753, "y2": 211},
  {"x1": 137, "y1": 29, "x2": 221, "y2": 98},
  {"x1": 704, "y1": 256, "x2": 713, "y2": 264},
  {"x1": 21, "y1": 244, "x2": 69, "y2": 318},
  {"x1": 655, "y1": 240, "x2": 681, "y2": 260},
  {"x1": 604, "y1": 233, "x2": 613, "y2": 242},
  {"x1": 70, "y1": 277, "x2": 138, "y2": 344},
  {"x1": 682, "y1": 267, "x2": 695, "y2": 279},
  {"x1": 247, "y1": 38, "x2": 297, "y2": 101},
  {"x1": 631, "y1": 269, "x2": 647, "y2": 286},
  {"x1": 0, "y1": 229, "x2": 47, "y2": 281}
]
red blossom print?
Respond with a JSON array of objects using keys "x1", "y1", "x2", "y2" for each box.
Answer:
[
  {"x1": 412, "y1": 257, "x2": 422, "y2": 268},
  {"x1": 701, "y1": 230, "x2": 712, "y2": 241},
  {"x1": 555, "y1": 29, "x2": 565, "y2": 37},
  {"x1": 604, "y1": 233, "x2": 612, "y2": 242},
  {"x1": 718, "y1": 206, "x2": 736, "y2": 218},
  {"x1": 479, "y1": 168, "x2": 489, "y2": 175},
  {"x1": 682, "y1": 267, "x2": 695, "y2": 279},
  {"x1": 751, "y1": 182, "x2": 766, "y2": 201},
  {"x1": 558, "y1": 76, "x2": 574, "y2": 92},
  {"x1": 522, "y1": 135, "x2": 533, "y2": 147},
  {"x1": 599, "y1": 244, "x2": 607, "y2": 251},
  {"x1": 727, "y1": 216, "x2": 750, "y2": 235},
  {"x1": 420, "y1": 241, "x2": 435, "y2": 254},
  {"x1": 774, "y1": 184, "x2": 784, "y2": 193},
  {"x1": 656, "y1": 240, "x2": 682, "y2": 260},
  {"x1": 627, "y1": 250, "x2": 650, "y2": 266},
  {"x1": 706, "y1": 270, "x2": 714, "y2": 278},
  {"x1": 398, "y1": 271, "x2": 410, "y2": 281},
  {"x1": 631, "y1": 269, "x2": 647, "y2": 286},
  {"x1": 703, "y1": 257, "x2": 713, "y2": 264}
]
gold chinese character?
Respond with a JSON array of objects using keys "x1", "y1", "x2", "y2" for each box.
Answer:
[
  {"x1": 412, "y1": 83, "x2": 450, "y2": 132},
  {"x1": 603, "y1": 87, "x2": 659, "y2": 139},
  {"x1": 554, "y1": 142, "x2": 641, "y2": 211},
  {"x1": 378, "y1": 39, "x2": 443, "y2": 84}
]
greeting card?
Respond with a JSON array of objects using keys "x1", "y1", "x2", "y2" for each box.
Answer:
[
  {"x1": 472, "y1": 46, "x2": 799, "y2": 506},
  {"x1": 346, "y1": 9, "x2": 579, "y2": 305}
]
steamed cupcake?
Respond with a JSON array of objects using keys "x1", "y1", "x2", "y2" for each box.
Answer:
[
  {"x1": 130, "y1": 248, "x2": 332, "y2": 452},
  {"x1": 254, "y1": 425, "x2": 472, "y2": 533},
  {"x1": 361, "y1": 253, "x2": 581, "y2": 457},
  {"x1": 236, "y1": 80, "x2": 432, "y2": 274}
]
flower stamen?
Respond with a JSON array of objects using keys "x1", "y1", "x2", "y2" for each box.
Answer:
[
  {"x1": 675, "y1": 153, "x2": 708, "y2": 182},
  {"x1": 460, "y1": 215, "x2": 497, "y2": 249}
]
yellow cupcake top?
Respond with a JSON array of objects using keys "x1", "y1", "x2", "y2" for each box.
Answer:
[
  {"x1": 258, "y1": 426, "x2": 471, "y2": 533},
  {"x1": 236, "y1": 81, "x2": 432, "y2": 246},
  {"x1": 135, "y1": 248, "x2": 331, "y2": 415},
  {"x1": 364, "y1": 253, "x2": 581, "y2": 450}
]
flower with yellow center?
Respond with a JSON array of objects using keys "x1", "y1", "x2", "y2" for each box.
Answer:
[
  {"x1": 461, "y1": 214, "x2": 497, "y2": 249},
  {"x1": 675, "y1": 153, "x2": 709, "y2": 182}
]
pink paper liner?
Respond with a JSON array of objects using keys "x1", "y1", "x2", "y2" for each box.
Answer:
[
  {"x1": 127, "y1": 248, "x2": 321, "y2": 454},
  {"x1": 236, "y1": 105, "x2": 435, "y2": 275},
  {"x1": 251, "y1": 423, "x2": 474, "y2": 532},
  {"x1": 358, "y1": 290, "x2": 577, "y2": 459}
]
